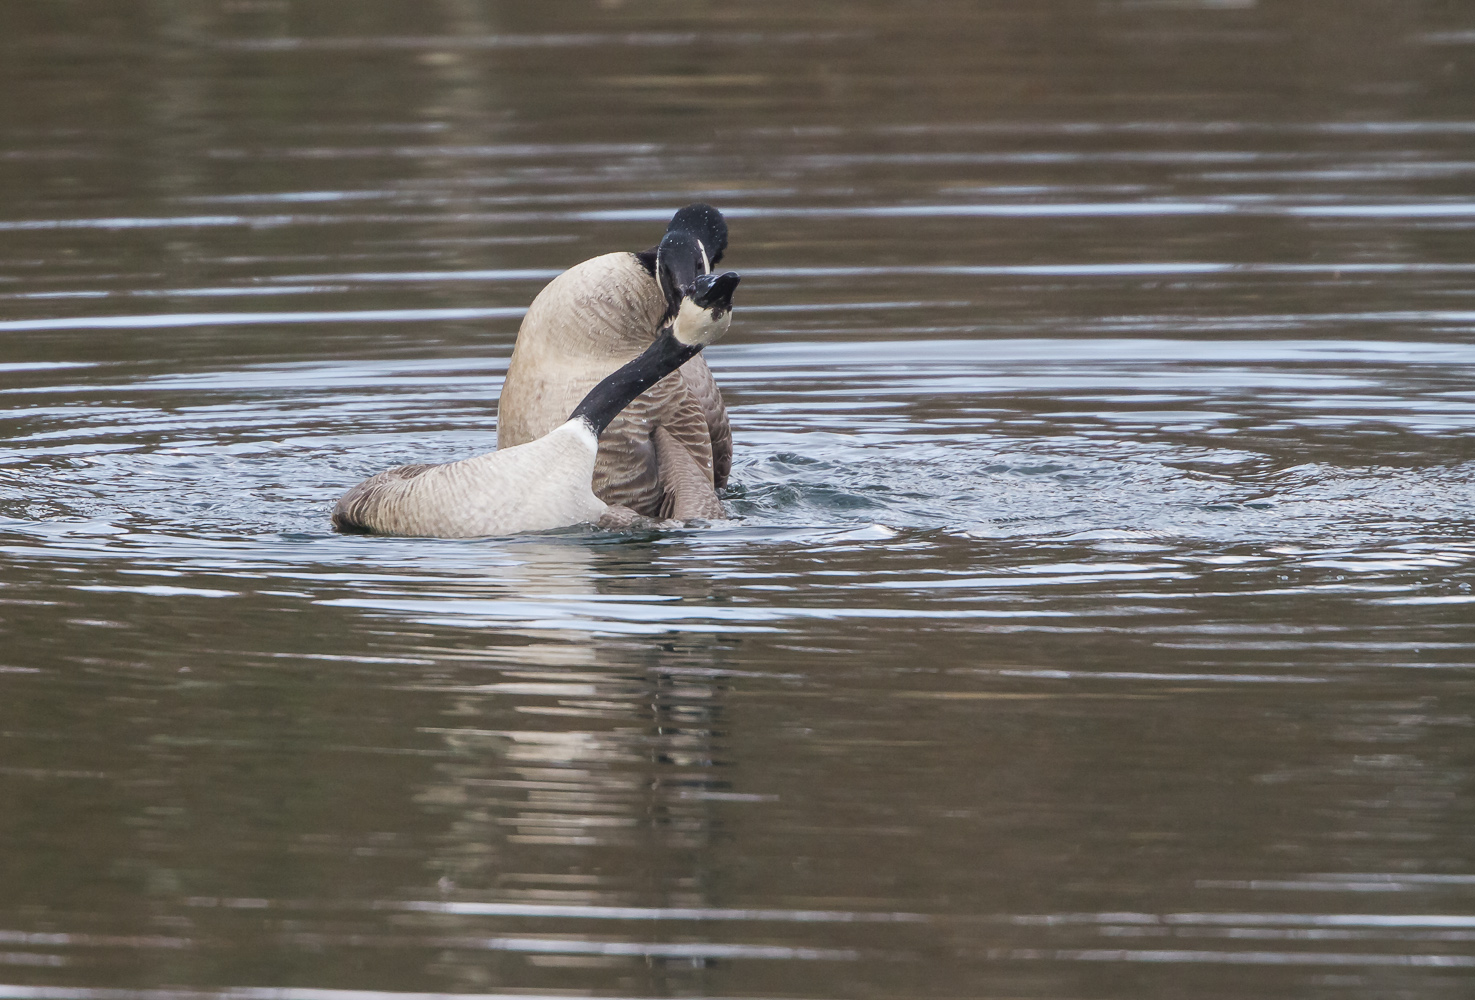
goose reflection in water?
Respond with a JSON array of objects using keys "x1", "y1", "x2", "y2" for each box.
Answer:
[{"x1": 411, "y1": 620, "x2": 733, "y2": 982}]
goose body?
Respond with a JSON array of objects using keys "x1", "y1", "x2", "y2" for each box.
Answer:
[
  {"x1": 497, "y1": 204, "x2": 733, "y2": 520},
  {"x1": 333, "y1": 421, "x2": 606, "y2": 538},
  {"x1": 333, "y1": 267, "x2": 740, "y2": 539}
]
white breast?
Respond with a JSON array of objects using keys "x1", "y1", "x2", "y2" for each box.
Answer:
[{"x1": 344, "y1": 422, "x2": 608, "y2": 538}]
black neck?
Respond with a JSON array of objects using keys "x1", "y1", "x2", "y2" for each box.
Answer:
[{"x1": 568, "y1": 328, "x2": 702, "y2": 436}]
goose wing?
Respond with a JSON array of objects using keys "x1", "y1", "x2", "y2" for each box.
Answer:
[
  {"x1": 678, "y1": 353, "x2": 732, "y2": 490},
  {"x1": 592, "y1": 368, "x2": 721, "y2": 518},
  {"x1": 653, "y1": 426, "x2": 724, "y2": 520}
]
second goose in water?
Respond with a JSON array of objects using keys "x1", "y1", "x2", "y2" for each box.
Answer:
[
  {"x1": 496, "y1": 203, "x2": 734, "y2": 521},
  {"x1": 332, "y1": 270, "x2": 740, "y2": 538}
]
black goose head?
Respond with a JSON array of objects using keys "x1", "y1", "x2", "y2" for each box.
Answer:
[
  {"x1": 656, "y1": 226, "x2": 741, "y2": 346},
  {"x1": 672, "y1": 270, "x2": 741, "y2": 347},
  {"x1": 654, "y1": 230, "x2": 707, "y2": 317},
  {"x1": 638, "y1": 203, "x2": 730, "y2": 313},
  {"x1": 666, "y1": 202, "x2": 728, "y2": 268}
]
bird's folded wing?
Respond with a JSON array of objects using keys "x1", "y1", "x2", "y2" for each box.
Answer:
[
  {"x1": 593, "y1": 369, "x2": 719, "y2": 518},
  {"x1": 653, "y1": 426, "x2": 725, "y2": 520},
  {"x1": 678, "y1": 353, "x2": 732, "y2": 489}
]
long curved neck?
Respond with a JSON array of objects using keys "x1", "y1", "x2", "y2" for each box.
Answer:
[{"x1": 568, "y1": 327, "x2": 701, "y2": 436}]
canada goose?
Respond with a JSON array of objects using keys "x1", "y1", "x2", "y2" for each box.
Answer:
[
  {"x1": 496, "y1": 203, "x2": 733, "y2": 520},
  {"x1": 332, "y1": 269, "x2": 741, "y2": 538}
]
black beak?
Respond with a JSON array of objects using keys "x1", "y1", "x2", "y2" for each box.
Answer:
[{"x1": 690, "y1": 271, "x2": 741, "y2": 316}]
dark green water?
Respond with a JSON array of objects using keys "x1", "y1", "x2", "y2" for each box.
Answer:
[{"x1": 2, "y1": 2, "x2": 1474, "y2": 998}]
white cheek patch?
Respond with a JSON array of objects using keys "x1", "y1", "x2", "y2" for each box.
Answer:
[
  {"x1": 697, "y1": 240, "x2": 711, "y2": 275},
  {"x1": 673, "y1": 296, "x2": 732, "y2": 346},
  {"x1": 675, "y1": 297, "x2": 708, "y2": 344}
]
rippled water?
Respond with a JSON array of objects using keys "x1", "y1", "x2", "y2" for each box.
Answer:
[{"x1": 2, "y1": 2, "x2": 1475, "y2": 999}]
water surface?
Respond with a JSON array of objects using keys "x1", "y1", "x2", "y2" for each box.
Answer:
[{"x1": 2, "y1": 2, "x2": 1474, "y2": 999}]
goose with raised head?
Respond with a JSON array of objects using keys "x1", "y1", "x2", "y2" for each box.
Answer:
[
  {"x1": 496, "y1": 203, "x2": 733, "y2": 520},
  {"x1": 332, "y1": 270, "x2": 740, "y2": 538}
]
